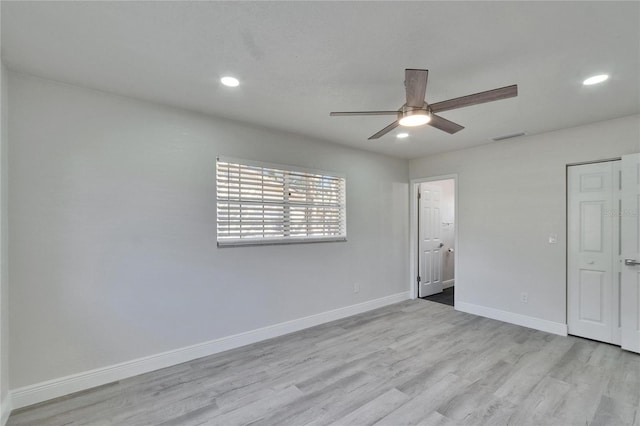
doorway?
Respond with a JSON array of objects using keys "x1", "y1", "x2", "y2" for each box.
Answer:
[
  {"x1": 567, "y1": 154, "x2": 640, "y2": 353},
  {"x1": 567, "y1": 159, "x2": 621, "y2": 345},
  {"x1": 410, "y1": 176, "x2": 457, "y2": 305}
]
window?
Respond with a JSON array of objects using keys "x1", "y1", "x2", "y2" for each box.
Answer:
[{"x1": 216, "y1": 157, "x2": 346, "y2": 246}]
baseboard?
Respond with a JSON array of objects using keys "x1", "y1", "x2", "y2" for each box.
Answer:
[
  {"x1": 456, "y1": 301, "x2": 568, "y2": 336},
  {"x1": 443, "y1": 279, "x2": 455, "y2": 289},
  {"x1": 10, "y1": 291, "x2": 410, "y2": 410},
  {"x1": 1, "y1": 394, "x2": 11, "y2": 426}
]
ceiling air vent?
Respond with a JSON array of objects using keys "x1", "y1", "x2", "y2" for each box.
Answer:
[{"x1": 491, "y1": 132, "x2": 526, "y2": 142}]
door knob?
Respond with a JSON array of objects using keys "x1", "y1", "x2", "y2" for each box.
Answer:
[{"x1": 625, "y1": 259, "x2": 640, "y2": 266}]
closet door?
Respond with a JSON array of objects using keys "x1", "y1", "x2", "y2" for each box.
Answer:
[{"x1": 568, "y1": 162, "x2": 616, "y2": 344}]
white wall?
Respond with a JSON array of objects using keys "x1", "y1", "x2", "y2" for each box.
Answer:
[
  {"x1": 410, "y1": 114, "x2": 640, "y2": 326},
  {"x1": 8, "y1": 72, "x2": 409, "y2": 389}
]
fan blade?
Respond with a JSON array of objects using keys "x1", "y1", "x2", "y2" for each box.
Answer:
[
  {"x1": 368, "y1": 121, "x2": 400, "y2": 140},
  {"x1": 330, "y1": 111, "x2": 399, "y2": 116},
  {"x1": 430, "y1": 85, "x2": 518, "y2": 113},
  {"x1": 405, "y1": 69, "x2": 429, "y2": 108},
  {"x1": 429, "y1": 114, "x2": 465, "y2": 134}
]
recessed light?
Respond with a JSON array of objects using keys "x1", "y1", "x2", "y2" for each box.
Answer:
[
  {"x1": 583, "y1": 74, "x2": 609, "y2": 86},
  {"x1": 221, "y1": 76, "x2": 240, "y2": 87},
  {"x1": 397, "y1": 133, "x2": 409, "y2": 139}
]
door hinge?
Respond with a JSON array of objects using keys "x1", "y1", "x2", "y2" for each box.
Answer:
[
  {"x1": 417, "y1": 276, "x2": 421, "y2": 283},
  {"x1": 418, "y1": 192, "x2": 421, "y2": 199},
  {"x1": 619, "y1": 170, "x2": 622, "y2": 190}
]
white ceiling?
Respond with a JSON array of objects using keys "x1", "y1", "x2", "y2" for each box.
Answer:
[{"x1": 2, "y1": 1, "x2": 639, "y2": 159}]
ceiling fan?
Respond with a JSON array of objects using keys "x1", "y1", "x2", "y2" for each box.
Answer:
[{"x1": 329, "y1": 69, "x2": 518, "y2": 140}]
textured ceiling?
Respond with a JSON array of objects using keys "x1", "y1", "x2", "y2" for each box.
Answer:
[{"x1": 2, "y1": 1, "x2": 639, "y2": 159}]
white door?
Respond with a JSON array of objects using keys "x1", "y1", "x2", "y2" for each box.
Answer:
[
  {"x1": 621, "y1": 153, "x2": 640, "y2": 353},
  {"x1": 567, "y1": 161, "x2": 619, "y2": 344},
  {"x1": 418, "y1": 183, "x2": 444, "y2": 297}
]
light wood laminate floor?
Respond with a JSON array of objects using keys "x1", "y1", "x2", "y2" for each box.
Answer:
[{"x1": 8, "y1": 300, "x2": 640, "y2": 426}]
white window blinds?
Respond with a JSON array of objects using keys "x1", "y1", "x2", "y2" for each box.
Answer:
[{"x1": 216, "y1": 157, "x2": 346, "y2": 246}]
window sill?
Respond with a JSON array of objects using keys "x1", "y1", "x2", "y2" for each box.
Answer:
[{"x1": 217, "y1": 237, "x2": 347, "y2": 248}]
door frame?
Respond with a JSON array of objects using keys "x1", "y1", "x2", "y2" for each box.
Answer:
[
  {"x1": 409, "y1": 174, "x2": 459, "y2": 301},
  {"x1": 566, "y1": 159, "x2": 621, "y2": 344}
]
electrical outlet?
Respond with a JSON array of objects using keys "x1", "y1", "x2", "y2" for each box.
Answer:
[
  {"x1": 353, "y1": 282, "x2": 360, "y2": 293},
  {"x1": 521, "y1": 292, "x2": 528, "y2": 303},
  {"x1": 548, "y1": 233, "x2": 558, "y2": 244}
]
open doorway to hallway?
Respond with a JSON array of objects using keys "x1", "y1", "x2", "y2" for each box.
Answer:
[{"x1": 410, "y1": 176, "x2": 456, "y2": 306}]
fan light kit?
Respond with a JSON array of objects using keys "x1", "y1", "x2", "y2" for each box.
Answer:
[
  {"x1": 330, "y1": 68, "x2": 518, "y2": 140},
  {"x1": 221, "y1": 76, "x2": 240, "y2": 87},
  {"x1": 399, "y1": 110, "x2": 431, "y2": 127},
  {"x1": 583, "y1": 74, "x2": 609, "y2": 86}
]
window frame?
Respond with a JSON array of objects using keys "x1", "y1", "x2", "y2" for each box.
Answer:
[{"x1": 216, "y1": 156, "x2": 347, "y2": 247}]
